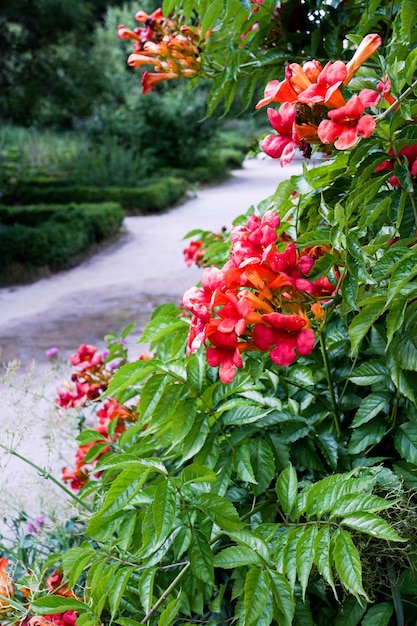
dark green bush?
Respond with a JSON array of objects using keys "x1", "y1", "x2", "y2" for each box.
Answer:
[
  {"x1": 2, "y1": 178, "x2": 187, "y2": 213},
  {"x1": 0, "y1": 202, "x2": 124, "y2": 232},
  {"x1": 0, "y1": 202, "x2": 124, "y2": 273}
]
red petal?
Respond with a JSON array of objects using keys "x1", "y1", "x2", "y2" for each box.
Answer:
[
  {"x1": 261, "y1": 134, "x2": 292, "y2": 159},
  {"x1": 270, "y1": 341, "x2": 297, "y2": 366},
  {"x1": 295, "y1": 328, "x2": 316, "y2": 356}
]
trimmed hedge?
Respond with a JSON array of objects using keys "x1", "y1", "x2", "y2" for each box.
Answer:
[
  {"x1": 2, "y1": 177, "x2": 188, "y2": 214},
  {"x1": 0, "y1": 202, "x2": 124, "y2": 272}
]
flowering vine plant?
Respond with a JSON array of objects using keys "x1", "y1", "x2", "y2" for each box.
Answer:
[{"x1": 2, "y1": 1, "x2": 417, "y2": 625}]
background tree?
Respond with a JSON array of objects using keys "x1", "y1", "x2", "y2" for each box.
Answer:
[{"x1": 0, "y1": 0, "x2": 127, "y2": 127}]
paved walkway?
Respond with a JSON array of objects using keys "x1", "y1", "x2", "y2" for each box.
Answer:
[{"x1": 0, "y1": 157, "x2": 301, "y2": 529}]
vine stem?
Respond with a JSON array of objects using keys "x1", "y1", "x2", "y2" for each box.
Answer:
[
  {"x1": 0, "y1": 443, "x2": 92, "y2": 512},
  {"x1": 319, "y1": 334, "x2": 342, "y2": 438},
  {"x1": 375, "y1": 78, "x2": 417, "y2": 122},
  {"x1": 141, "y1": 562, "x2": 190, "y2": 623}
]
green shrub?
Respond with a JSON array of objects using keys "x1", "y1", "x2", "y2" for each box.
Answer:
[
  {"x1": 0, "y1": 202, "x2": 124, "y2": 274},
  {"x1": 2, "y1": 179, "x2": 187, "y2": 213}
]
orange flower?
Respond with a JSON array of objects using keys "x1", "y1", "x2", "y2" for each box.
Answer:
[
  {"x1": 311, "y1": 301, "x2": 325, "y2": 321},
  {"x1": 127, "y1": 52, "x2": 159, "y2": 69},
  {"x1": 344, "y1": 33, "x2": 382, "y2": 86},
  {"x1": 141, "y1": 70, "x2": 175, "y2": 93},
  {"x1": 0, "y1": 557, "x2": 14, "y2": 611}
]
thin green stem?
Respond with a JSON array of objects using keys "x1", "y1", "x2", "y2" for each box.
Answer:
[
  {"x1": 375, "y1": 78, "x2": 417, "y2": 122},
  {"x1": 278, "y1": 374, "x2": 331, "y2": 410},
  {"x1": 141, "y1": 497, "x2": 273, "y2": 623},
  {"x1": 141, "y1": 562, "x2": 190, "y2": 623},
  {"x1": 0, "y1": 443, "x2": 92, "y2": 512},
  {"x1": 319, "y1": 334, "x2": 342, "y2": 438}
]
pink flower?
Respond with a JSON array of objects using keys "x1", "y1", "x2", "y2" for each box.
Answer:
[
  {"x1": 46, "y1": 347, "x2": 59, "y2": 360},
  {"x1": 317, "y1": 95, "x2": 376, "y2": 150},
  {"x1": 261, "y1": 103, "x2": 300, "y2": 166},
  {"x1": 70, "y1": 344, "x2": 104, "y2": 370},
  {"x1": 298, "y1": 61, "x2": 347, "y2": 108},
  {"x1": 375, "y1": 144, "x2": 417, "y2": 187},
  {"x1": 183, "y1": 239, "x2": 204, "y2": 266},
  {"x1": 253, "y1": 312, "x2": 315, "y2": 366}
]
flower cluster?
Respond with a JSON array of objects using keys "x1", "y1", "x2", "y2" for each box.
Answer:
[
  {"x1": 256, "y1": 34, "x2": 394, "y2": 165},
  {"x1": 55, "y1": 344, "x2": 110, "y2": 409},
  {"x1": 0, "y1": 560, "x2": 77, "y2": 626},
  {"x1": 119, "y1": 7, "x2": 208, "y2": 94},
  {"x1": 0, "y1": 557, "x2": 14, "y2": 614},
  {"x1": 182, "y1": 211, "x2": 338, "y2": 383},
  {"x1": 24, "y1": 571, "x2": 78, "y2": 626},
  {"x1": 56, "y1": 344, "x2": 138, "y2": 490},
  {"x1": 183, "y1": 239, "x2": 205, "y2": 267}
]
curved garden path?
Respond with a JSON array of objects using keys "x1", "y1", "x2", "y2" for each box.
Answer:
[{"x1": 0, "y1": 157, "x2": 301, "y2": 530}]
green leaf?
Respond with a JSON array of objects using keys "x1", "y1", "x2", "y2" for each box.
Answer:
[
  {"x1": 108, "y1": 566, "x2": 134, "y2": 618},
  {"x1": 201, "y1": 0, "x2": 224, "y2": 34},
  {"x1": 186, "y1": 350, "x2": 206, "y2": 394},
  {"x1": 267, "y1": 569, "x2": 295, "y2": 626},
  {"x1": 222, "y1": 403, "x2": 272, "y2": 426},
  {"x1": 395, "y1": 422, "x2": 417, "y2": 464},
  {"x1": 76, "y1": 429, "x2": 107, "y2": 445},
  {"x1": 226, "y1": 530, "x2": 271, "y2": 564},
  {"x1": 350, "y1": 392, "x2": 390, "y2": 428},
  {"x1": 386, "y1": 298, "x2": 407, "y2": 345},
  {"x1": 405, "y1": 48, "x2": 417, "y2": 85},
  {"x1": 348, "y1": 300, "x2": 387, "y2": 357},
  {"x1": 332, "y1": 529, "x2": 368, "y2": 600},
  {"x1": 393, "y1": 460, "x2": 417, "y2": 490},
  {"x1": 93, "y1": 468, "x2": 149, "y2": 519},
  {"x1": 235, "y1": 444, "x2": 257, "y2": 484},
  {"x1": 329, "y1": 493, "x2": 398, "y2": 517},
  {"x1": 179, "y1": 463, "x2": 217, "y2": 485},
  {"x1": 96, "y1": 455, "x2": 167, "y2": 474},
  {"x1": 361, "y1": 602, "x2": 393, "y2": 626},
  {"x1": 387, "y1": 256, "x2": 417, "y2": 304},
  {"x1": 157, "y1": 595, "x2": 182, "y2": 626},
  {"x1": 153, "y1": 480, "x2": 177, "y2": 544},
  {"x1": 390, "y1": 329, "x2": 417, "y2": 371},
  {"x1": 189, "y1": 530, "x2": 214, "y2": 584},
  {"x1": 250, "y1": 439, "x2": 275, "y2": 496},
  {"x1": 162, "y1": 0, "x2": 177, "y2": 17},
  {"x1": 335, "y1": 595, "x2": 366, "y2": 626},
  {"x1": 62, "y1": 545, "x2": 95, "y2": 588},
  {"x1": 194, "y1": 493, "x2": 243, "y2": 531},
  {"x1": 348, "y1": 417, "x2": 387, "y2": 455},
  {"x1": 296, "y1": 525, "x2": 317, "y2": 600},
  {"x1": 138, "y1": 316, "x2": 186, "y2": 345},
  {"x1": 316, "y1": 433, "x2": 339, "y2": 470},
  {"x1": 181, "y1": 413, "x2": 210, "y2": 463},
  {"x1": 243, "y1": 568, "x2": 270, "y2": 625},
  {"x1": 138, "y1": 568, "x2": 157, "y2": 615},
  {"x1": 305, "y1": 472, "x2": 372, "y2": 518},
  {"x1": 213, "y1": 545, "x2": 263, "y2": 568},
  {"x1": 283, "y1": 526, "x2": 305, "y2": 589},
  {"x1": 31, "y1": 596, "x2": 89, "y2": 615},
  {"x1": 276, "y1": 465, "x2": 298, "y2": 519},
  {"x1": 104, "y1": 360, "x2": 158, "y2": 397},
  {"x1": 340, "y1": 512, "x2": 405, "y2": 542},
  {"x1": 314, "y1": 526, "x2": 337, "y2": 597}
]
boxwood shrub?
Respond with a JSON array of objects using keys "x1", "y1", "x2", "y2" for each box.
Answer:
[
  {"x1": 0, "y1": 202, "x2": 124, "y2": 273},
  {"x1": 2, "y1": 178, "x2": 188, "y2": 213}
]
